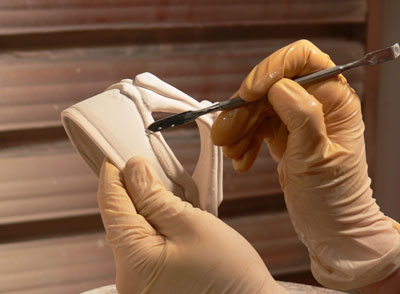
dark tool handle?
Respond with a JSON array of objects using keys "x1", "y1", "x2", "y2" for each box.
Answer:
[
  {"x1": 218, "y1": 63, "x2": 352, "y2": 111},
  {"x1": 218, "y1": 96, "x2": 250, "y2": 110}
]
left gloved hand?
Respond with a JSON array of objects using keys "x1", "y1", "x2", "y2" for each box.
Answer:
[{"x1": 97, "y1": 157, "x2": 286, "y2": 294}]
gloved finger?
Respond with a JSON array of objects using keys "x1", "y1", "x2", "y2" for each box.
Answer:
[
  {"x1": 211, "y1": 98, "x2": 267, "y2": 146},
  {"x1": 268, "y1": 78, "x2": 328, "y2": 155},
  {"x1": 231, "y1": 118, "x2": 271, "y2": 172},
  {"x1": 263, "y1": 118, "x2": 289, "y2": 162},
  {"x1": 221, "y1": 116, "x2": 271, "y2": 171},
  {"x1": 221, "y1": 115, "x2": 267, "y2": 160},
  {"x1": 221, "y1": 114, "x2": 288, "y2": 170},
  {"x1": 240, "y1": 39, "x2": 334, "y2": 102},
  {"x1": 97, "y1": 159, "x2": 158, "y2": 244},
  {"x1": 305, "y1": 75, "x2": 364, "y2": 141},
  {"x1": 123, "y1": 156, "x2": 189, "y2": 237}
]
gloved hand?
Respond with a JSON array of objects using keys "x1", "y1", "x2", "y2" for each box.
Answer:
[
  {"x1": 211, "y1": 40, "x2": 400, "y2": 290},
  {"x1": 97, "y1": 157, "x2": 286, "y2": 294}
]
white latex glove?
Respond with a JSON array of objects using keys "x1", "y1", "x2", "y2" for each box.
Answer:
[
  {"x1": 97, "y1": 157, "x2": 286, "y2": 294},
  {"x1": 211, "y1": 40, "x2": 400, "y2": 291}
]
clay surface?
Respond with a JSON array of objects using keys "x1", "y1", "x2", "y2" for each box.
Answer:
[{"x1": 62, "y1": 73, "x2": 223, "y2": 215}]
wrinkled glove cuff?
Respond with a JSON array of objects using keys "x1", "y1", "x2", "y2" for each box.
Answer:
[{"x1": 310, "y1": 218, "x2": 400, "y2": 291}]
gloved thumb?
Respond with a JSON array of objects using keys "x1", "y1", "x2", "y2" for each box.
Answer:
[
  {"x1": 268, "y1": 78, "x2": 328, "y2": 156},
  {"x1": 123, "y1": 156, "x2": 189, "y2": 237},
  {"x1": 97, "y1": 159, "x2": 157, "y2": 246}
]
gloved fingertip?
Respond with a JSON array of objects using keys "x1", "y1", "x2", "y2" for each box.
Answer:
[
  {"x1": 123, "y1": 156, "x2": 150, "y2": 192},
  {"x1": 98, "y1": 158, "x2": 123, "y2": 195},
  {"x1": 100, "y1": 158, "x2": 119, "y2": 179},
  {"x1": 123, "y1": 156, "x2": 165, "y2": 203},
  {"x1": 210, "y1": 116, "x2": 226, "y2": 146},
  {"x1": 232, "y1": 139, "x2": 263, "y2": 173},
  {"x1": 211, "y1": 109, "x2": 248, "y2": 146},
  {"x1": 232, "y1": 158, "x2": 251, "y2": 173},
  {"x1": 124, "y1": 155, "x2": 148, "y2": 176},
  {"x1": 97, "y1": 158, "x2": 139, "y2": 220}
]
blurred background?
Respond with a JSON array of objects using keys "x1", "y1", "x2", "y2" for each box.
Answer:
[{"x1": 0, "y1": 0, "x2": 398, "y2": 293}]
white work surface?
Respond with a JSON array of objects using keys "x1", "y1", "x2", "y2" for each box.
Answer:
[{"x1": 82, "y1": 282, "x2": 347, "y2": 294}]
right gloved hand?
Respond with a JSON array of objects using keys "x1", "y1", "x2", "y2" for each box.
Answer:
[
  {"x1": 97, "y1": 157, "x2": 286, "y2": 294},
  {"x1": 211, "y1": 40, "x2": 400, "y2": 291}
]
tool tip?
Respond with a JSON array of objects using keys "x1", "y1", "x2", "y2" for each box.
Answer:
[
  {"x1": 145, "y1": 128, "x2": 154, "y2": 135},
  {"x1": 365, "y1": 42, "x2": 400, "y2": 65},
  {"x1": 392, "y1": 43, "x2": 400, "y2": 59},
  {"x1": 146, "y1": 124, "x2": 162, "y2": 132},
  {"x1": 146, "y1": 110, "x2": 196, "y2": 132}
]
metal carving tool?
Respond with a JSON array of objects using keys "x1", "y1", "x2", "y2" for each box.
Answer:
[{"x1": 148, "y1": 43, "x2": 400, "y2": 132}]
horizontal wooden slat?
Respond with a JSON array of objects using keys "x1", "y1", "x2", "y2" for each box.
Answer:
[
  {"x1": 0, "y1": 129, "x2": 98, "y2": 225},
  {"x1": 0, "y1": 212, "x2": 308, "y2": 293},
  {"x1": 0, "y1": 39, "x2": 365, "y2": 132},
  {"x1": 0, "y1": 0, "x2": 367, "y2": 35},
  {"x1": 0, "y1": 233, "x2": 115, "y2": 294},
  {"x1": 0, "y1": 151, "x2": 98, "y2": 225},
  {"x1": 0, "y1": 127, "x2": 280, "y2": 226}
]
